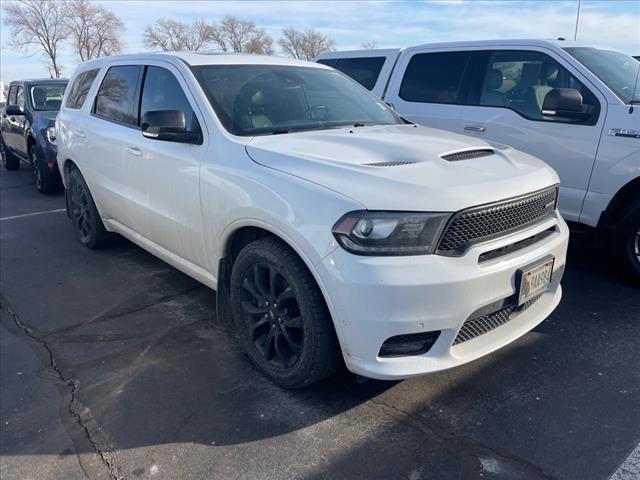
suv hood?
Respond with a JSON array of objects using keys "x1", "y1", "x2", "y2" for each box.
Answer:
[{"x1": 246, "y1": 124, "x2": 558, "y2": 212}]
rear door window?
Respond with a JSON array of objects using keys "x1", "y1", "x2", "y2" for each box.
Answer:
[
  {"x1": 66, "y1": 69, "x2": 100, "y2": 109},
  {"x1": 330, "y1": 57, "x2": 386, "y2": 90},
  {"x1": 399, "y1": 51, "x2": 470, "y2": 104},
  {"x1": 94, "y1": 65, "x2": 143, "y2": 126}
]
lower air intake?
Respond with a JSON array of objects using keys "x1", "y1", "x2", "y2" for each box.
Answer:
[{"x1": 379, "y1": 331, "x2": 441, "y2": 357}]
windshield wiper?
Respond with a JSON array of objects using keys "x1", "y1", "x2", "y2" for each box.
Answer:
[
  {"x1": 270, "y1": 129, "x2": 295, "y2": 135},
  {"x1": 353, "y1": 122, "x2": 367, "y2": 127}
]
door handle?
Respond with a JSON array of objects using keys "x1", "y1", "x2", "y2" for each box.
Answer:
[
  {"x1": 127, "y1": 147, "x2": 142, "y2": 157},
  {"x1": 464, "y1": 125, "x2": 487, "y2": 133},
  {"x1": 76, "y1": 130, "x2": 86, "y2": 138}
]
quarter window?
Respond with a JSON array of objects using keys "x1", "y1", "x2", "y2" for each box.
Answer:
[
  {"x1": 477, "y1": 50, "x2": 599, "y2": 123},
  {"x1": 399, "y1": 51, "x2": 470, "y2": 103},
  {"x1": 7, "y1": 86, "x2": 17, "y2": 105},
  {"x1": 139, "y1": 66, "x2": 199, "y2": 132},
  {"x1": 94, "y1": 66, "x2": 142, "y2": 126},
  {"x1": 66, "y1": 69, "x2": 100, "y2": 109},
  {"x1": 319, "y1": 57, "x2": 386, "y2": 91}
]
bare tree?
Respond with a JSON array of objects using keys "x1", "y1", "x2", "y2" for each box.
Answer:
[
  {"x1": 2, "y1": 0, "x2": 70, "y2": 77},
  {"x1": 360, "y1": 41, "x2": 378, "y2": 50},
  {"x1": 278, "y1": 28, "x2": 335, "y2": 61},
  {"x1": 143, "y1": 18, "x2": 213, "y2": 52},
  {"x1": 66, "y1": 0, "x2": 125, "y2": 61},
  {"x1": 210, "y1": 17, "x2": 273, "y2": 54}
]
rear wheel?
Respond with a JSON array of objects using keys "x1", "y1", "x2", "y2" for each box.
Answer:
[
  {"x1": 1, "y1": 135, "x2": 19, "y2": 171},
  {"x1": 230, "y1": 237, "x2": 340, "y2": 388},
  {"x1": 30, "y1": 145, "x2": 59, "y2": 194},
  {"x1": 67, "y1": 168, "x2": 115, "y2": 249},
  {"x1": 613, "y1": 201, "x2": 640, "y2": 283}
]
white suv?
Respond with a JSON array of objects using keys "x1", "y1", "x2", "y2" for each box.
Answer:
[{"x1": 56, "y1": 53, "x2": 569, "y2": 388}]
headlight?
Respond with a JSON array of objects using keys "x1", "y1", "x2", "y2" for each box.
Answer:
[
  {"x1": 332, "y1": 211, "x2": 451, "y2": 256},
  {"x1": 46, "y1": 126, "x2": 56, "y2": 145}
]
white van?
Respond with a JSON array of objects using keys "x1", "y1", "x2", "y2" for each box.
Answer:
[
  {"x1": 317, "y1": 40, "x2": 640, "y2": 280},
  {"x1": 56, "y1": 52, "x2": 568, "y2": 387}
]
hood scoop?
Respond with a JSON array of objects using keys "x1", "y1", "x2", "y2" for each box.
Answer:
[
  {"x1": 441, "y1": 148, "x2": 494, "y2": 162},
  {"x1": 364, "y1": 160, "x2": 417, "y2": 167}
]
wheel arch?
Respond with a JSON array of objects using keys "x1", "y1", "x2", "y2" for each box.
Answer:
[
  {"x1": 601, "y1": 176, "x2": 640, "y2": 229},
  {"x1": 216, "y1": 221, "x2": 348, "y2": 356}
]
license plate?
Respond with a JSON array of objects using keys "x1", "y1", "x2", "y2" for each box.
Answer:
[{"x1": 517, "y1": 257, "x2": 554, "y2": 306}]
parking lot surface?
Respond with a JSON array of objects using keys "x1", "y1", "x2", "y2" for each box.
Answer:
[{"x1": 1, "y1": 165, "x2": 639, "y2": 480}]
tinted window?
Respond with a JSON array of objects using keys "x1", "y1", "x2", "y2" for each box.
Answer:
[
  {"x1": 16, "y1": 86, "x2": 24, "y2": 110},
  {"x1": 8, "y1": 86, "x2": 17, "y2": 105},
  {"x1": 65, "y1": 69, "x2": 100, "y2": 109},
  {"x1": 317, "y1": 58, "x2": 338, "y2": 68},
  {"x1": 332, "y1": 57, "x2": 386, "y2": 90},
  {"x1": 477, "y1": 50, "x2": 599, "y2": 123},
  {"x1": 191, "y1": 65, "x2": 402, "y2": 136},
  {"x1": 30, "y1": 84, "x2": 66, "y2": 111},
  {"x1": 94, "y1": 66, "x2": 142, "y2": 125},
  {"x1": 140, "y1": 66, "x2": 199, "y2": 132},
  {"x1": 400, "y1": 52, "x2": 470, "y2": 103}
]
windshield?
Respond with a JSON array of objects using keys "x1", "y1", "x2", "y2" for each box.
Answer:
[
  {"x1": 30, "y1": 84, "x2": 67, "y2": 111},
  {"x1": 564, "y1": 47, "x2": 640, "y2": 104},
  {"x1": 191, "y1": 65, "x2": 403, "y2": 136}
]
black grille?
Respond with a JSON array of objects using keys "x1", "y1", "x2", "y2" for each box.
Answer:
[
  {"x1": 379, "y1": 331, "x2": 440, "y2": 357},
  {"x1": 441, "y1": 148, "x2": 494, "y2": 161},
  {"x1": 453, "y1": 294, "x2": 542, "y2": 346},
  {"x1": 437, "y1": 187, "x2": 557, "y2": 255}
]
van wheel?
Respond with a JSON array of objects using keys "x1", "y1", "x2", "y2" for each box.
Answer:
[
  {"x1": 30, "y1": 146, "x2": 59, "y2": 194},
  {"x1": 614, "y1": 201, "x2": 640, "y2": 283},
  {"x1": 230, "y1": 237, "x2": 340, "y2": 388},
  {"x1": 67, "y1": 168, "x2": 115, "y2": 249},
  {"x1": 1, "y1": 135, "x2": 19, "y2": 171}
]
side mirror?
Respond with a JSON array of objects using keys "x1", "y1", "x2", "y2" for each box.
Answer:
[
  {"x1": 542, "y1": 88, "x2": 592, "y2": 121},
  {"x1": 141, "y1": 109, "x2": 201, "y2": 144},
  {"x1": 5, "y1": 104, "x2": 24, "y2": 116}
]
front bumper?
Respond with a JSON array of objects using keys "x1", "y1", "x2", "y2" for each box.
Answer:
[{"x1": 317, "y1": 212, "x2": 569, "y2": 380}]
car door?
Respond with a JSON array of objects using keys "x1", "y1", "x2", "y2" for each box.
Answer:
[
  {"x1": 3, "y1": 85, "x2": 27, "y2": 155},
  {"x1": 121, "y1": 63, "x2": 208, "y2": 269},
  {"x1": 1, "y1": 86, "x2": 17, "y2": 150},
  {"x1": 384, "y1": 48, "x2": 471, "y2": 132},
  {"x1": 454, "y1": 48, "x2": 606, "y2": 223}
]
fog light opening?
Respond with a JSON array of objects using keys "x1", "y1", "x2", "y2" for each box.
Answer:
[{"x1": 378, "y1": 331, "x2": 441, "y2": 357}]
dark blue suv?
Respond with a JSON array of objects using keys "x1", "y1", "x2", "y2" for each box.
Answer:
[{"x1": 1, "y1": 79, "x2": 68, "y2": 193}]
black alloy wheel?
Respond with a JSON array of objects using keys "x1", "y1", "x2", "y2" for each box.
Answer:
[
  {"x1": 1, "y1": 135, "x2": 19, "y2": 170},
  {"x1": 240, "y1": 262, "x2": 303, "y2": 368}
]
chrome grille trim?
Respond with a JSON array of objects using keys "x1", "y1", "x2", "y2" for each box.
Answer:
[
  {"x1": 436, "y1": 186, "x2": 558, "y2": 255},
  {"x1": 453, "y1": 294, "x2": 543, "y2": 346}
]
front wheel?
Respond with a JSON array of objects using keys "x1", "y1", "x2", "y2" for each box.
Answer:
[
  {"x1": 30, "y1": 146, "x2": 59, "y2": 194},
  {"x1": 613, "y1": 201, "x2": 640, "y2": 283},
  {"x1": 230, "y1": 237, "x2": 340, "y2": 388},
  {"x1": 67, "y1": 168, "x2": 115, "y2": 249},
  {"x1": 1, "y1": 135, "x2": 19, "y2": 171}
]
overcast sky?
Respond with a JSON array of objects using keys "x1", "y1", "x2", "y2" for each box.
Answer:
[{"x1": 1, "y1": 0, "x2": 639, "y2": 83}]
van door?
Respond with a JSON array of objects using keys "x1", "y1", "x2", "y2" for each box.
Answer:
[
  {"x1": 455, "y1": 48, "x2": 606, "y2": 223},
  {"x1": 384, "y1": 48, "x2": 471, "y2": 132}
]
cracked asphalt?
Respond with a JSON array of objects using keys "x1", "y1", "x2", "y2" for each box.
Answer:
[{"x1": 1, "y1": 165, "x2": 639, "y2": 480}]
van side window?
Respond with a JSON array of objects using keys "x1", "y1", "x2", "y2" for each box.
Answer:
[
  {"x1": 139, "y1": 66, "x2": 199, "y2": 132},
  {"x1": 66, "y1": 69, "x2": 100, "y2": 109},
  {"x1": 477, "y1": 50, "x2": 599, "y2": 123},
  {"x1": 330, "y1": 57, "x2": 386, "y2": 90},
  {"x1": 399, "y1": 52, "x2": 470, "y2": 104},
  {"x1": 94, "y1": 65, "x2": 142, "y2": 126}
]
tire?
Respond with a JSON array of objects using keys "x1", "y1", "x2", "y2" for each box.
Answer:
[
  {"x1": 1, "y1": 134, "x2": 19, "y2": 171},
  {"x1": 230, "y1": 237, "x2": 340, "y2": 388},
  {"x1": 613, "y1": 201, "x2": 640, "y2": 284},
  {"x1": 67, "y1": 168, "x2": 115, "y2": 249},
  {"x1": 30, "y1": 145, "x2": 59, "y2": 194}
]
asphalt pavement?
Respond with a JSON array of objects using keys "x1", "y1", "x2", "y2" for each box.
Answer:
[{"x1": 1, "y1": 164, "x2": 639, "y2": 480}]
